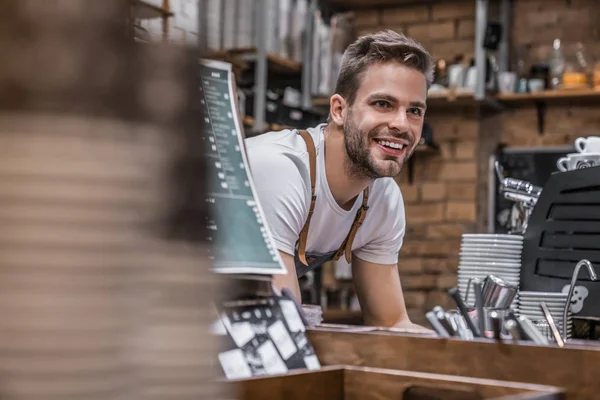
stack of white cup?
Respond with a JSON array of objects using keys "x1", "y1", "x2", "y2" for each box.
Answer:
[{"x1": 557, "y1": 136, "x2": 600, "y2": 172}]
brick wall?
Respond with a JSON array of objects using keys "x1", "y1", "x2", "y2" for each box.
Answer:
[
  {"x1": 505, "y1": 0, "x2": 600, "y2": 146},
  {"x1": 511, "y1": 0, "x2": 600, "y2": 64},
  {"x1": 396, "y1": 111, "x2": 481, "y2": 320},
  {"x1": 353, "y1": 0, "x2": 600, "y2": 326},
  {"x1": 354, "y1": 1, "x2": 476, "y2": 62}
]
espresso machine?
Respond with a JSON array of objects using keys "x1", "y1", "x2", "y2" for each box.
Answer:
[
  {"x1": 494, "y1": 161, "x2": 543, "y2": 235},
  {"x1": 496, "y1": 158, "x2": 600, "y2": 338}
]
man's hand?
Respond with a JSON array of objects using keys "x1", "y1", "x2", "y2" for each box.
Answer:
[
  {"x1": 393, "y1": 318, "x2": 435, "y2": 334},
  {"x1": 272, "y1": 251, "x2": 302, "y2": 302}
]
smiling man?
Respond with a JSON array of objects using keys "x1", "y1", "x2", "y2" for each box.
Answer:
[{"x1": 245, "y1": 31, "x2": 434, "y2": 330}]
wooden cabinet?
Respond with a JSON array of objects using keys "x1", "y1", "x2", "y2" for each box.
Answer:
[
  {"x1": 308, "y1": 328, "x2": 600, "y2": 400},
  {"x1": 233, "y1": 365, "x2": 564, "y2": 400}
]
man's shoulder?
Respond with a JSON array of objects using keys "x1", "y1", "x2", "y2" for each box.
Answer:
[
  {"x1": 245, "y1": 125, "x2": 322, "y2": 155},
  {"x1": 245, "y1": 128, "x2": 297, "y2": 151},
  {"x1": 245, "y1": 125, "x2": 323, "y2": 176},
  {"x1": 371, "y1": 177, "x2": 405, "y2": 209}
]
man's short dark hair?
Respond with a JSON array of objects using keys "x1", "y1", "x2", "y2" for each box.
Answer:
[{"x1": 334, "y1": 30, "x2": 435, "y2": 106}]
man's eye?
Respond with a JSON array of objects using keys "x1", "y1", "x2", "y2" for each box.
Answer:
[
  {"x1": 373, "y1": 100, "x2": 391, "y2": 109},
  {"x1": 409, "y1": 108, "x2": 423, "y2": 116}
]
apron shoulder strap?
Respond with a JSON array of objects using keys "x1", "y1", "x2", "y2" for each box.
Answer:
[
  {"x1": 296, "y1": 129, "x2": 371, "y2": 266},
  {"x1": 334, "y1": 186, "x2": 370, "y2": 264},
  {"x1": 296, "y1": 130, "x2": 317, "y2": 266}
]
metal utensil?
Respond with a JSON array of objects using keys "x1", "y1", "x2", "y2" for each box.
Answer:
[
  {"x1": 505, "y1": 319, "x2": 522, "y2": 341},
  {"x1": 518, "y1": 315, "x2": 549, "y2": 345},
  {"x1": 482, "y1": 275, "x2": 519, "y2": 308},
  {"x1": 445, "y1": 312, "x2": 459, "y2": 336},
  {"x1": 540, "y1": 301, "x2": 564, "y2": 347},
  {"x1": 508, "y1": 310, "x2": 528, "y2": 340},
  {"x1": 474, "y1": 280, "x2": 485, "y2": 335},
  {"x1": 490, "y1": 311, "x2": 502, "y2": 340},
  {"x1": 451, "y1": 313, "x2": 474, "y2": 340},
  {"x1": 433, "y1": 306, "x2": 455, "y2": 336},
  {"x1": 426, "y1": 311, "x2": 450, "y2": 338},
  {"x1": 435, "y1": 309, "x2": 457, "y2": 336},
  {"x1": 464, "y1": 277, "x2": 479, "y2": 306},
  {"x1": 533, "y1": 321, "x2": 551, "y2": 342},
  {"x1": 563, "y1": 259, "x2": 597, "y2": 340},
  {"x1": 448, "y1": 287, "x2": 481, "y2": 337},
  {"x1": 482, "y1": 308, "x2": 512, "y2": 337}
]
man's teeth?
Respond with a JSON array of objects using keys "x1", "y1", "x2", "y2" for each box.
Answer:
[{"x1": 377, "y1": 140, "x2": 404, "y2": 150}]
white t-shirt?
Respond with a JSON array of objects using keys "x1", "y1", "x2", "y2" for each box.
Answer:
[{"x1": 245, "y1": 123, "x2": 406, "y2": 266}]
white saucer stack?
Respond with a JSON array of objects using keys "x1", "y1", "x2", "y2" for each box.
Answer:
[
  {"x1": 519, "y1": 291, "x2": 572, "y2": 339},
  {"x1": 457, "y1": 234, "x2": 523, "y2": 308}
]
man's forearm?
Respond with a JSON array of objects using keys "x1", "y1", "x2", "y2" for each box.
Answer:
[
  {"x1": 274, "y1": 250, "x2": 303, "y2": 302},
  {"x1": 273, "y1": 274, "x2": 302, "y2": 302}
]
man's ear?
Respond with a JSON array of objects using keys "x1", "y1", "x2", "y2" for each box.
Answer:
[{"x1": 329, "y1": 94, "x2": 346, "y2": 126}]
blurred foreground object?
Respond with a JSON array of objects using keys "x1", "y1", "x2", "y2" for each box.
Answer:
[{"x1": 0, "y1": 1, "x2": 225, "y2": 399}]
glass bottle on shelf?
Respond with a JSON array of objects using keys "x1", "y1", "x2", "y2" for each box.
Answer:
[
  {"x1": 548, "y1": 38, "x2": 565, "y2": 90},
  {"x1": 513, "y1": 45, "x2": 530, "y2": 93}
]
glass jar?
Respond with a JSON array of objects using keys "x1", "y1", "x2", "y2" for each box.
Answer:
[
  {"x1": 562, "y1": 42, "x2": 590, "y2": 89},
  {"x1": 593, "y1": 60, "x2": 600, "y2": 89}
]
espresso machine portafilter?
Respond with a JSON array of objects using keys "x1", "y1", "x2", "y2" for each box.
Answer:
[{"x1": 495, "y1": 161, "x2": 543, "y2": 234}]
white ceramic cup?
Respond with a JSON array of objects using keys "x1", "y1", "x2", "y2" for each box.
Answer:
[
  {"x1": 464, "y1": 67, "x2": 478, "y2": 90},
  {"x1": 498, "y1": 72, "x2": 517, "y2": 94},
  {"x1": 556, "y1": 152, "x2": 600, "y2": 172},
  {"x1": 448, "y1": 64, "x2": 466, "y2": 87},
  {"x1": 575, "y1": 136, "x2": 600, "y2": 153},
  {"x1": 528, "y1": 78, "x2": 545, "y2": 93}
]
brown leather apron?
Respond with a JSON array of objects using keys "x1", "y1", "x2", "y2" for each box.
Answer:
[{"x1": 293, "y1": 129, "x2": 369, "y2": 277}]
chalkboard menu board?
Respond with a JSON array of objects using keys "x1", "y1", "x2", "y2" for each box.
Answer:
[{"x1": 200, "y1": 59, "x2": 286, "y2": 275}]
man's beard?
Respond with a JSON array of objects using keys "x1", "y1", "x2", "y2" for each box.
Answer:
[{"x1": 343, "y1": 111, "x2": 415, "y2": 180}]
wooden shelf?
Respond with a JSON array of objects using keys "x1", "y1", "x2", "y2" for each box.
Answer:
[
  {"x1": 495, "y1": 88, "x2": 600, "y2": 135},
  {"x1": 205, "y1": 50, "x2": 250, "y2": 74},
  {"x1": 271, "y1": 122, "x2": 296, "y2": 131},
  {"x1": 242, "y1": 116, "x2": 295, "y2": 135},
  {"x1": 312, "y1": 96, "x2": 330, "y2": 108},
  {"x1": 427, "y1": 88, "x2": 504, "y2": 110},
  {"x1": 134, "y1": 0, "x2": 173, "y2": 19},
  {"x1": 206, "y1": 48, "x2": 301, "y2": 75},
  {"x1": 241, "y1": 51, "x2": 302, "y2": 74},
  {"x1": 496, "y1": 88, "x2": 600, "y2": 104},
  {"x1": 327, "y1": 0, "x2": 462, "y2": 9},
  {"x1": 426, "y1": 88, "x2": 477, "y2": 107},
  {"x1": 242, "y1": 116, "x2": 267, "y2": 132},
  {"x1": 267, "y1": 53, "x2": 302, "y2": 74},
  {"x1": 313, "y1": 89, "x2": 494, "y2": 111}
]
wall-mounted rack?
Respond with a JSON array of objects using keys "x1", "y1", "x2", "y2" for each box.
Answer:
[
  {"x1": 130, "y1": 0, "x2": 173, "y2": 41},
  {"x1": 497, "y1": 88, "x2": 600, "y2": 134}
]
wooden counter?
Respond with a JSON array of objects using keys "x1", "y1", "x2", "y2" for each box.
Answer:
[
  {"x1": 234, "y1": 365, "x2": 565, "y2": 400},
  {"x1": 307, "y1": 327, "x2": 600, "y2": 400}
]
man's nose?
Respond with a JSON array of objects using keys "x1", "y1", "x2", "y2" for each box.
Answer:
[{"x1": 389, "y1": 108, "x2": 410, "y2": 132}]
